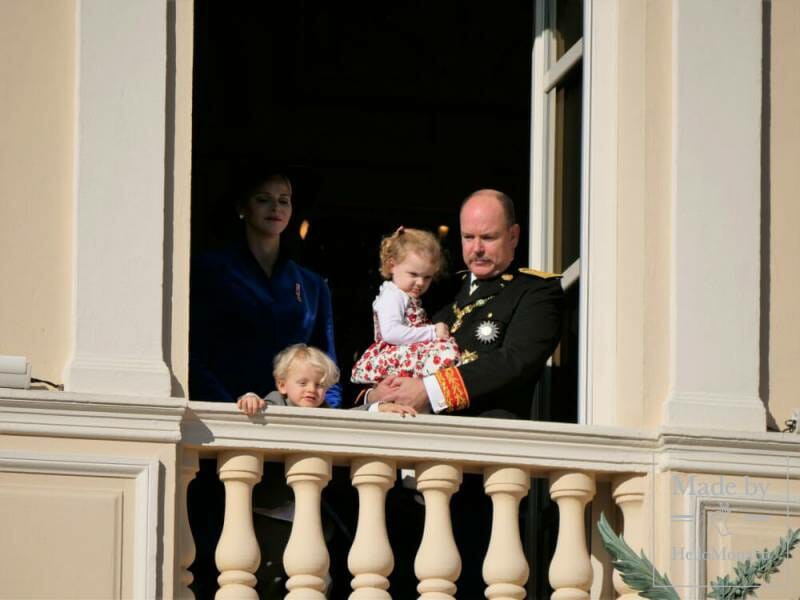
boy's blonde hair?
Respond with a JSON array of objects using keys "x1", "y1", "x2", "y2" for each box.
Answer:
[
  {"x1": 273, "y1": 344, "x2": 340, "y2": 388},
  {"x1": 378, "y1": 227, "x2": 446, "y2": 280}
]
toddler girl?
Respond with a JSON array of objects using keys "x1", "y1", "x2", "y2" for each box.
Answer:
[{"x1": 351, "y1": 227, "x2": 460, "y2": 384}]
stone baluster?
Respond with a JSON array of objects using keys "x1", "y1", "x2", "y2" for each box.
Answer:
[
  {"x1": 414, "y1": 462, "x2": 463, "y2": 599},
  {"x1": 215, "y1": 451, "x2": 263, "y2": 600},
  {"x1": 348, "y1": 458, "x2": 396, "y2": 599},
  {"x1": 612, "y1": 475, "x2": 647, "y2": 600},
  {"x1": 548, "y1": 471, "x2": 596, "y2": 600},
  {"x1": 482, "y1": 466, "x2": 530, "y2": 600},
  {"x1": 283, "y1": 454, "x2": 332, "y2": 599},
  {"x1": 176, "y1": 448, "x2": 199, "y2": 600}
]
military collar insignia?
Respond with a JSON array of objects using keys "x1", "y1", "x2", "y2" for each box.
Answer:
[
  {"x1": 518, "y1": 267, "x2": 562, "y2": 279},
  {"x1": 475, "y1": 320, "x2": 500, "y2": 344},
  {"x1": 466, "y1": 276, "x2": 503, "y2": 303},
  {"x1": 501, "y1": 273, "x2": 514, "y2": 281}
]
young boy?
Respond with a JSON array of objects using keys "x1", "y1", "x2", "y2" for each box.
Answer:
[
  {"x1": 234, "y1": 344, "x2": 413, "y2": 598},
  {"x1": 236, "y1": 343, "x2": 416, "y2": 416}
]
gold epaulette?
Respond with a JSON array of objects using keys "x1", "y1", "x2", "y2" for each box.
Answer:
[{"x1": 518, "y1": 267, "x2": 562, "y2": 279}]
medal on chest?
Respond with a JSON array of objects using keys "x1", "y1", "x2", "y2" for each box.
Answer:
[
  {"x1": 475, "y1": 320, "x2": 501, "y2": 344},
  {"x1": 451, "y1": 295, "x2": 496, "y2": 333}
]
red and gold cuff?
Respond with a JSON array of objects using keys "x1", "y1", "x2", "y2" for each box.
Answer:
[{"x1": 434, "y1": 368, "x2": 469, "y2": 411}]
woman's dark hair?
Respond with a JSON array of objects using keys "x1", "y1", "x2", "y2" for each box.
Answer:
[{"x1": 234, "y1": 170, "x2": 293, "y2": 210}]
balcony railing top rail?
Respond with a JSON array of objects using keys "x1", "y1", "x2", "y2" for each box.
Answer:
[
  {"x1": 184, "y1": 401, "x2": 657, "y2": 475},
  {"x1": 3, "y1": 389, "x2": 799, "y2": 479}
]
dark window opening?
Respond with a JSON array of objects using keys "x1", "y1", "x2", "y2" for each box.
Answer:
[{"x1": 191, "y1": 1, "x2": 536, "y2": 406}]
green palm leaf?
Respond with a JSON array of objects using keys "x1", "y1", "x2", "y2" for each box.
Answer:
[
  {"x1": 597, "y1": 512, "x2": 800, "y2": 600},
  {"x1": 597, "y1": 512, "x2": 680, "y2": 600},
  {"x1": 708, "y1": 528, "x2": 800, "y2": 599}
]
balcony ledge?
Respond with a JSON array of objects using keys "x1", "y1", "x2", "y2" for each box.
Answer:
[
  {"x1": 1, "y1": 389, "x2": 799, "y2": 479},
  {"x1": 0, "y1": 388, "x2": 187, "y2": 443},
  {"x1": 184, "y1": 401, "x2": 657, "y2": 475}
]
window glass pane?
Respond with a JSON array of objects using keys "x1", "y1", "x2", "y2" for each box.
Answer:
[
  {"x1": 554, "y1": 0, "x2": 583, "y2": 60},
  {"x1": 553, "y1": 65, "x2": 582, "y2": 272}
]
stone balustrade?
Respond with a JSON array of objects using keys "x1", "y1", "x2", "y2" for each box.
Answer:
[
  {"x1": 2, "y1": 390, "x2": 798, "y2": 600},
  {"x1": 177, "y1": 402, "x2": 657, "y2": 599}
]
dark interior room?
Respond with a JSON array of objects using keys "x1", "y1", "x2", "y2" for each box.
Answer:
[{"x1": 191, "y1": 1, "x2": 536, "y2": 405}]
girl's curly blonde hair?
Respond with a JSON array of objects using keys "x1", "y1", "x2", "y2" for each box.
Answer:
[{"x1": 378, "y1": 227, "x2": 446, "y2": 280}]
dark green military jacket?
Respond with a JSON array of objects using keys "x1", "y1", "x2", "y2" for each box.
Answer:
[{"x1": 431, "y1": 268, "x2": 563, "y2": 419}]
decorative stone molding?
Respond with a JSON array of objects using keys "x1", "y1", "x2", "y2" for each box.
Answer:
[
  {"x1": 184, "y1": 402, "x2": 657, "y2": 474},
  {"x1": 4, "y1": 392, "x2": 797, "y2": 478},
  {"x1": 658, "y1": 427, "x2": 800, "y2": 478},
  {"x1": 663, "y1": 392, "x2": 766, "y2": 434},
  {"x1": 0, "y1": 389, "x2": 186, "y2": 442},
  {"x1": 0, "y1": 450, "x2": 160, "y2": 600},
  {"x1": 695, "y1": 497, "x2": 800, "y2": 593},
  {"x1": 183, "y1": 402, "x2": 800, "y2": 478}
]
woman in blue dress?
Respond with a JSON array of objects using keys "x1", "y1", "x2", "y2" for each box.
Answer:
[
  {"x1": 188, "y1": 171, "x2": 343, "y2": 599},
  {"x1": 189, "y1": 171, "x2": 342, "y2": 407}
]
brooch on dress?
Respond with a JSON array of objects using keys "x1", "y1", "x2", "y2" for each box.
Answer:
[
  {"x1": 295, "y1": 282, "x2": 302, "y2": 303},
  {"x1": 475, "y1": 320, "x2": 500, "y2": 344}
]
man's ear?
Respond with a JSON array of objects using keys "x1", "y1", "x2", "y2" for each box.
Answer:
[
  {"x1": 510, "y1": 223, "x2": 520, "y2": 248},
  {"x1": 276, "y1": 379, "x2": 288, "y2": 395}
]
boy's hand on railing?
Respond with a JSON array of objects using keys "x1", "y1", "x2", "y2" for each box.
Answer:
[
  {"x1": 377, "y1": 402, "x2": 417, "y2": 417},
  {"x1": 236, "y1": 392, "x2": 266, "y2": 417}
]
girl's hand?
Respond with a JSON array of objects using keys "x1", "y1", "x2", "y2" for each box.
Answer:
[
  {"x1": 434, "y1": 322, "x2": 450, "y2": 339},
  {"x1": 377, "y1": 402, "x2": 417, "y2": 417},
  {"x1": 236, "y1": 392, "x2": 266, "y2": 416}
]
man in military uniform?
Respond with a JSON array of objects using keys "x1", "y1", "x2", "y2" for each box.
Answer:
[
  {"x1": 372, "y1": 188, "x2": 563, "y2": 419},
  {"x1": 373, "y1": 189, "x2": 563, "y2": 597}
]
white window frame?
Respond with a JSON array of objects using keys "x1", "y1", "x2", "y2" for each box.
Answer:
[{"x1": 529, "y1": 0, "x2": 592, "y2": 424}]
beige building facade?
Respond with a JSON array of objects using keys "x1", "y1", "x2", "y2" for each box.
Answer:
[{"x1": 1, "y1": 0, "x2": 799, "y2": 598}]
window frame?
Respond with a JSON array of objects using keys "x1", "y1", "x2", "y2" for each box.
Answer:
[{"x1": 529, "y1": 0, "x2": 592, "y2": 424}]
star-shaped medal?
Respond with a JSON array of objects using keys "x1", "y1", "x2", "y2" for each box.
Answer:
[{"x1": 475, "y1": 320, "x2": 500, "y2": 344}]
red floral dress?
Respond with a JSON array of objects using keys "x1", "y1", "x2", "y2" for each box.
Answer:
[{"x1": 351, "y1": 287, "x2": 461, "y2": 384}]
